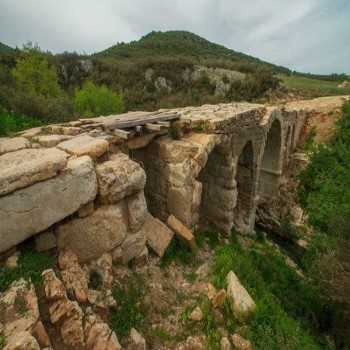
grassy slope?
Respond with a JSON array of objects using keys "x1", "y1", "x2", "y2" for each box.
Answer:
[
  {"x1": 280, "y1": 75, "x2": 350, "y2": 97},
  {"x1": 97, "y1": 30, "x2": 290, "y2": 74},
  {"x1": 0, "y1": 42, "x2": 13, "y2": 54}
]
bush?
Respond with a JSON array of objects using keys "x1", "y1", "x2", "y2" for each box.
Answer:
[{"x1": 74, "y1": 81, "x2": 124, "y2": 117}]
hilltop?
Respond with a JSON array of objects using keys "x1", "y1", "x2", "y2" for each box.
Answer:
[
  {"x1": 97, "y1": 30, "x2": 290, "y2": 74},
  {"x1": 0, "y1": 41, "x2": 13, "y2": 54}
]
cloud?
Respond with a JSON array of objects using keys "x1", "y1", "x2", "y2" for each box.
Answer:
[{"x1": 0, "y1": 0, "x2": 349, "y2": 73}]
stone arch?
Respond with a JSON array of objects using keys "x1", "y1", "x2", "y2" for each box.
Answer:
[
  {"x1": 233, "y1": 141, "x2": 255, "y2": 232},
  {"x1": 259, "y1": 118, "x2": 283, "y2": 198}
]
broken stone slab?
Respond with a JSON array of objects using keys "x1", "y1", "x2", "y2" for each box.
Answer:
[
  {"x1": 127, "y1": 191, "x2": 148, "y2": 232},
  {"x1": 167, "y1": 214, "x2": 197, "y2": 251},
  {"x1": 57, "y1": 134, "x2": 109, "y2": 159},
  {"x1": 226, "y1": 271, "x2": 256, "y2": 321},
  {"x1": 57, "y1": 203, "x2": 128, "y2": 263},
  {"x1": 96, "y1": 153, "x2": 146, "y2": 204},
  {"x1": 0, "y1": 137, "x2": 30, "y2": 155},
  {"x1": 33, "y1": 134, "x2": 73, "y2": 147},
  {"x1": 0, "y1": 147, "x2": 69, "y2": 196},
  {"x1": 143, "y1": 214, "x2": 174, "y2": 257},
  {"x1": 0, "y1": 156, "x2": 97, "y2": 254}
]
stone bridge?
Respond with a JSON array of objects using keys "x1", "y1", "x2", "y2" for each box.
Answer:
[{"x1": 0, "y1": 102, "x2": 307, "y2": 261}]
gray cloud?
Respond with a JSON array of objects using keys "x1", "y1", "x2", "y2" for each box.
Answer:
[{"x1": 0, "y1": 0, "x2": 349, "y2": 73}]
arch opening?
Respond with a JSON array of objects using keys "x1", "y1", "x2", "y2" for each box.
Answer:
[
  {"x1": 233, "y1": 141, "x2": 255, "y2": 231},
  {"x1": 259, "y1": 119, "x2": 282, "y2": 198}
]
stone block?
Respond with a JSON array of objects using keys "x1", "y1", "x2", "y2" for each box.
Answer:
[
  {"x1": 57, "y1": 203, "x2": 128, "y2": 263},
  {"x1": 167, "y1": 214, "x2": 197, "y2": 251},
  {"x1": 226, "y1": 271, "x2": 256, "y2": 321},
  {"x1": 0, "y1": 156, "x2": 97, "y2": 254},
  {"x1": 143, "y1": 214, "x2": 174, "y2": 257},
  {"x1": 127, "y1": 191, "x2": 148, "y2": 232},
  {"x1": 121, "y1": 232, "x2": 146, "y2": 264},
  {"x1": 96, "y1": 153, "x2": 146, "y2": 204},
  {"x1": 0, "y1": 148, "x2": 68, "y2": 196},
  {"x1": 0, "y1": 137, "x2": 30, "y2": 155},
  {"x1": 34, "y1": 134, "x2": 72, "y2": 147},
  {"x1": 57, "y1": 134, "x2": 109, "y2": 159}
]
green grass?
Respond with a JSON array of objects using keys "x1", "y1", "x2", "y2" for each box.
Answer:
[
  {"x1": 211, "y1": 237, "x2": 332, "y2": 350},
  {"x1": 0, "y1": 108, "x2": 42, "y2": 136},
  {"x1": 280, "y1": 75, "x2": 350, "y2": 97},
  {"x1": 0, "y1": 249, "x2": 54, "y2": 292},
  {"x1": 110, "y1": 275, "x2": 145, "y2": 338}
]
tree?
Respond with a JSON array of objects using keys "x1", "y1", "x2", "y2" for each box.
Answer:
[
  {"x1": 12, "y1": 46, "x2": 61, "y2": 98},
  {"x1": 74, "y1": 81, "x2": 124, "y2": 117}
]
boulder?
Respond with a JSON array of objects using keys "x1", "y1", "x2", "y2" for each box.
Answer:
[
  {"x1": 0, "y1": 147, "x2": 68, "y2": 196},
  {"x1": 3, "y1": 331, "x2": 40, "y2": 350},
  {"x1": 57, "y1": 134, "x2": 108, "y2": 159},
  {"x1": 0, "y1": 137, "x2": 30, "y2": 155},
  {"x1": 96, "y1": 153, "x2": 146, "y2": 203},
  {"x1": 231, "y1": 334, "x2": 252, "y2": 350},
  {"x1": 57, "y1": 203, "x2": 128, "y2": 263},
  {"x1": 212, "y1": 289, "x2": 227, "y2": 308},
  {"x1": 220, "y1": 337, "x2": 232, "y2": 350},
  {"x1": 85, "y1": 313, "x2": 121, "y2": 350},
  {"x1": 127, "y1": 191, "x2": 148, "y2": 232},
  {"x1": 226, "y1": 271, "x2": 256, "y2": 321},
  {"x1": 143, "y1": 214, "x2": 174, "y2": 257},
  {"x1": 0, "y1": 156, "x2": 97, "y2": 254},
  {"x1": 78, "y1": 201, "x2": 95, "y2": 218},
  {"x1": 189, "y1": 306, "x2": 203, "y2": 322},
  {"x1": 0, "y1": 279, "x2": 50, "y2": 348},
  {"x1": 129, "y1": 328, "x2": 146, "y2": 350},
  {"x1": 167, "y1": 215, "x2": 197, "y2": 251}
]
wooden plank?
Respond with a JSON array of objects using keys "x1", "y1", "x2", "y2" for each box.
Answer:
[
  {"x1": 113, "y1": 129, "x2": 133, "y2": 140},
  {"x1": 104, "y1": 113, "x2": 179, "y2": 130},
  {"x1": 145, "y1": 123, "x2": 163, "y2": 132}
]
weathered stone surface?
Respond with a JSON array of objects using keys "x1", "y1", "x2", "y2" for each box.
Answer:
[
  {"x1": 143, "y1": 214, "x2": 174, "y2": 257},
  {"x1": 0, "y1": 147, "x2": 68, "y2": 196},
  {"x1": 3, "y1": 331, "x2": 40, "y2": 350},
  {"x1": 57, "y1": 134, "x2": 109, "y2": 159},
  {"x1": 42, "y1": 269, "x2": 85, "y2": 349},
  {"x1": 0, "y1": 137, "x2": 30, "y2": 155},
  {"x1": 57, "y1": 203, "x2": 128, "y2": 263},
  {"x1": 58, "y1": 250, "x2": 89, "y2": 303},
  {"x1": 231, "y1": 334, "x2": 252, "y2": 350},
  {"x1": 190, "y1": 306, "x2": 203, "y2": 321},
  {"x1": 127, "y1": 191, "x2": 148, "y2": 232},
  {"x1": 35, "y1": 231, "x2": 57, "y2": 252},
  {"x1": 96, "y1": 153, "x2": 146, "y2": 203},
  {"x1": 220, "y1": 337, "x2": 232, "y2": 350},
  {"x1": 121, "y1": 233, "x2": 146, "y2": 264},
  {"x1": 167, "y1": 214, "x2": 197, "y2": 251},
  {"x1": 85, "y1": 313, "x2": 121, "y2": 350},
  {"x1": 78, "y1": 201, "x2": 95, "y2": 218},
  {"x1": 88, "y1": 253, "x2": 114, "y2": 289},
  {"x1": 0, "y1": 156, "x2": 97, "y2": 254},
  {"x1": 226, "y1": 271, "x2": 256, "y2": 321},
  {"x1": 34, "y1": 134, "x2": 72, "y2": 147},
  {"x1": 212, "y1": 289, "x2": 227, "y2": 308},
  {"x1": 129, "y1": 328, "x2": 146, "y2": 350},
  {"x1": 0, "y1": 279, "x2": 50, "y2": 348}
]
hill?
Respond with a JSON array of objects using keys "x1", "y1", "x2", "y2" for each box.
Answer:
[
  {"x1": 0, "y1": 41, "x2": 14, "y2": 54},
  {"x1": 97, "y1": 30, "x2": 290, "y2": 75}
]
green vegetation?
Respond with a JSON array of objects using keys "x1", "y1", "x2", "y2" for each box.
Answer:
[
  {"x1": 0, "y1": 42, "x2": 13, "y2": 54},
  {"x1": 74, "y1": 81, "x2": 124, "y2": 117},
  {"x1": 209, "y1": 237, "x2": 331, "y2": 350},
  {"x1": 0, "y1": 249, "x2": 54, "y2": 292},
  {"x1": 298, "y1": 102, "x2": 350, "y2": 347},
  {"x1": 0, "y1": 107, "x2": 42, "y2": 136},
  {"x1": 280, "y1": 74, "x2": 350, "y2": 97},
  {"x1": 110, "y1": 275, "x2": 145, "y2": 338}
]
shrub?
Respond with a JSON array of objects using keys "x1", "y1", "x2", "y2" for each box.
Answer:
[{"x1": 74, "y1": 81, "x2": 124, "y2": 117}]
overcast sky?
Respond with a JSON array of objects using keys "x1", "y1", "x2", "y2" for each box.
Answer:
[{"x1": 0, "y1": 0, "x2": 349, "y2": 74}]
